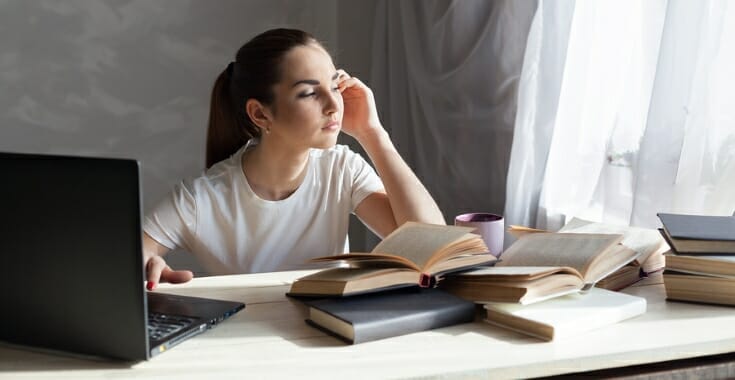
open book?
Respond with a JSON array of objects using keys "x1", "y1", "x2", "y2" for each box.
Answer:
[
  {"x1": 440, "y1": 233, "x2": 639, "y2": 304},
  {"x1": 288, "y1": 222, "x2": 494, "y2": 297},
  {"x1": 560, "y1": 218, "x2": 668, "y2": 289}
]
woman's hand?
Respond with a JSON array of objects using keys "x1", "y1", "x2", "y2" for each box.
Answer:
[
  {"x1": 145, "y1": 255, "x2": 194, "y2": 290},
  {"x1": 337, "y1": 70, "x2": 384, "y2": 142},
  {"x1": 143, "y1": 233, "x2": 193, "y2": 290}
]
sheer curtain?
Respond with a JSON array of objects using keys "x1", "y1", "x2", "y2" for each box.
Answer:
[
  {"x1": 370, "y1": 0, "x2": 536, "y2": 248},
  {"x1": 506, "y1": 0, "x2": 735, "y2": 232}
]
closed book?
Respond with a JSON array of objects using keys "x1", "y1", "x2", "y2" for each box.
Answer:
[
  {"x1": 484, "y1": 287, "x2": 646, "y2": 341},
  {"x1": 657, "y1": 213, "x2": 735, "y2": 241},
  {"x1": 664, "y1": 271, "x2": 735, "y2": 306},
  {"x1": 659, "y1": 228, "x2": 735, "y2": 255},
  {"x1": 303, "y1": 288, "x2": 475, "y2": 344},
  {"x1": 665, "y1": 252, "x2": 735, "y2": 278}
]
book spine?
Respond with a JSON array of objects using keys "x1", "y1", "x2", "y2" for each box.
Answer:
[{"x1": 351, "y1": 302, "x2": 475, "y2": 344}]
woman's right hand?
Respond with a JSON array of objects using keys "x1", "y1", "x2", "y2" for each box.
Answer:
[{"x1": 143, "y1": 233, "x2": 193, "y2": 290}]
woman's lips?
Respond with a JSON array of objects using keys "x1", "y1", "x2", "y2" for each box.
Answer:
[{"x1": 323, "y1": 121, "x2": 340, "y2": 131}]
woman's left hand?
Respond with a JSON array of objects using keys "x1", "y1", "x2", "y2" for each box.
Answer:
[{"x1": 337, "y1": 70, "x2": 384, "y2": 142}]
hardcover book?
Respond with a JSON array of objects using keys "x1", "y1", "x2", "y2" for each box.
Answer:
[
  {"x1": 664, "y1": 271, "x2": 735, "y2": 306},
  {"x1": 302, "y1": 288, "x2": 476, "y2": 344},
  {"x1": 657, "y1": 213, "x2": 735, "y2": 241}
]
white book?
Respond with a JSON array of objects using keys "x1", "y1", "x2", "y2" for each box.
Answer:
[{"x1": 483, "y1": 287, "x2": 646, "y2": 341}]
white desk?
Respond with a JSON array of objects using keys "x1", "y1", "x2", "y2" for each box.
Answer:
[{"x1": 2, "y1": 271, "x2": 735, "y2": 379}]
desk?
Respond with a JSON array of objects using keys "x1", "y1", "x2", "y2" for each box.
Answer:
[{"x1": 2, "y1": 271, "x2": 735, "y2": 379}]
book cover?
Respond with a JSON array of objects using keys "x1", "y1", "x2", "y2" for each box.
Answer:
[
  {"x1": 302, "y1": 288, "x2": 476, "y2": 344},
  {"x1": 483, "y1": 287, "x2": 646, "y2": 341},
  {"x1": 658, "y1": 213, "x2": 735, "y2": 241}
]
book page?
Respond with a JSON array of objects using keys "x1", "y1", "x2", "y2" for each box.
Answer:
[
  {"x1": 496, "y1": 233, "x2": 623, "y2": 276},
  {"x1": 311, "y1": 254, "x2": 418, "y2": 270},
  {"x1": 371, "y1": 222, "x2": 475, "y2": 269},
  {"x1": 559, "y1": 217, "x2": 667, "y2": 263},
  {"x1": 454, "y1": 266, "x2": 582, "y2": 281}
]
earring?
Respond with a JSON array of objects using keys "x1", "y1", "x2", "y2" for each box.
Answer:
[{"x1": 265, "y1": 127, "x2": 271, "y2": 134}]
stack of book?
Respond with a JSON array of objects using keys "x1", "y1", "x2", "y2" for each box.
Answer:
[
  {"x1": 287, "y1": 222, "x2": 495, "y2": 344},
  {"x1": 658, "y1": 213, "x2": 735, "y2": 306}
]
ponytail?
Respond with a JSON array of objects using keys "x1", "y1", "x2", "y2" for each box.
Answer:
[{"x1": 205, "y1": 67, "x2": 259, "y2": 169}]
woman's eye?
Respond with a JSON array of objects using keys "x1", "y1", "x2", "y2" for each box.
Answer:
[
  {"x1": 332, "y1": 87, "x2": 340, "y2": 92},
  {"x1": 298, "y1": 92, "x2": 316, "y2": 98}
]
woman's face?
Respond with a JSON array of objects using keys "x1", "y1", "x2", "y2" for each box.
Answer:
[{"x1": 265, "y1": 43, "x2": 343, "y2": 150}]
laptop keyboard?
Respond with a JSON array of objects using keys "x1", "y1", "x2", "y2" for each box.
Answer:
[{"x1": 147, "y1": 312, "x2": 196, "y2": 341}]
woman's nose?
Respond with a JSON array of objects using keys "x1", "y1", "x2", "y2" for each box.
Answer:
[{"x1": 324, "y1": 90, "x2": 340, "y2": 115}]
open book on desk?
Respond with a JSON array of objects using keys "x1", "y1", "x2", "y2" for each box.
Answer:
[
  {"x1": 288, "y1": 222, "x2": 494, "y2": 297},
  {"x1": 440, "y1": 233, "x2": 639, "y2": 304},
  {"x1": 560, "y1": 218, "x2": 668, "y2": 289}
]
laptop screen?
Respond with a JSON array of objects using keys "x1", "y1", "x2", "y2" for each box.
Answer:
[{"x1": 0, "y1": 152, "x2": 149, "y2": 360}]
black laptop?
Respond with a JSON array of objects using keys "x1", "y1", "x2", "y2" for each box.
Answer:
[{"x1": 0, "y1": 152, "x2": 245, "y2": 361}]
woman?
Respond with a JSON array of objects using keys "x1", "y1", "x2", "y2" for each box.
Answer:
[{"x1": 143, "y1": 28, "x2": 444, "y2": 290}]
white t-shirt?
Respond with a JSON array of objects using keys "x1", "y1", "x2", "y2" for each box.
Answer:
[{"x1": 143, "y1": 142, "x2": 384, "y2": 274}]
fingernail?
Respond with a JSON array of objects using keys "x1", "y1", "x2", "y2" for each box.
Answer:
[{"x1": 146, "y1": 281, "x2": 155, "y2": 291}]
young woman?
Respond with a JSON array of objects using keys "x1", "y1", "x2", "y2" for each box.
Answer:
[{"x1": 143, "y1": 28, "x2": 444, "y2": 290}]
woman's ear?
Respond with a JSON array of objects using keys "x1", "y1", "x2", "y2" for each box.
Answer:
[{"x1": 245, "y1": 99, "x2": 273, "y2": 134}]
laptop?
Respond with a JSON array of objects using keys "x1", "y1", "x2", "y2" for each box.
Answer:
[{"x1": 0, "y1": 152, "x2": 245, "y2": 361}]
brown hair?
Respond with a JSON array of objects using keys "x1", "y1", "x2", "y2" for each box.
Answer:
[{"x1": 206, "y1": 28, "x2": 320, "y2": 168}]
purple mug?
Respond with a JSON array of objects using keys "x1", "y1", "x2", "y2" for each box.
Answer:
[{"x1": 454, "y1": 213, "x2": 504, "y2": 257}]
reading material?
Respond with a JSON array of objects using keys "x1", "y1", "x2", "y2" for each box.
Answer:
[
  {"x1": 288, "y1": 222, "x2": 494, "y2": 297},
  {"x1": 484, "y1": 287, "x2": 647, "y2": 341},
  {"x1": 594, "y1": 264, "x2": 645, "y2": 291},
  {"x1": 559, "y1": 218, "x2": 668, "y2": 289},
  {"x1": 303, "y1": 288, "x2": 476, "y2": 344},
  {"x1": 560, "y1": 217, "x2": 668, "y2": 273},
  {"x1": 662, "y1": 250, "x2": 735, "y2": 306},
  {"x1": 665, "y1": 252, "x2": 735, "y2": 278},
  {"x1": 441, "y1": 233, "x2": 638, "y2": 304},
  {"x1": 657, "y1": 213, "x2": 735, "y2": 241},
  {"x1": 658, "y1": 213, "x2": 735, "y2": 255},
  {"x1": 663, "y1": 271, "x2": 735, "y2": 306}
]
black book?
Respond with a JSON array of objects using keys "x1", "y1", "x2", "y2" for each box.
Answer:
[{"x1": 301, "y1": 288, "x2": 476, "y2": 344}]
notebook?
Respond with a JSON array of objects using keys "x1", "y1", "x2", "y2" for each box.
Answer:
[{"x1": 0, "y1": 152, "x2": 245, "y2": 361}]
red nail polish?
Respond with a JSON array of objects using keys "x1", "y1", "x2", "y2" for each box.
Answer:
[{"x1": 147, "y1": 281, "x2": 155, "y2": 291}]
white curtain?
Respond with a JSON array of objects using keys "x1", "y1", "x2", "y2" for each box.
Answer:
[
  {"x1": 506, "y1": 0, "x2": 735, "y2": 232},
  {"x1": 370, "y1": 0, "x2": 536, "y2": 244}
]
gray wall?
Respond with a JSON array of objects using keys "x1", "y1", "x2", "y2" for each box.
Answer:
[{"x1": 0, "y1": 1, "x2": 356, "y2": 274}]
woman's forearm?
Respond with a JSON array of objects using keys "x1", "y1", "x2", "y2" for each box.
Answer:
[{"x1": 357, "y1": 128, "x2": 446, "y2": 226}]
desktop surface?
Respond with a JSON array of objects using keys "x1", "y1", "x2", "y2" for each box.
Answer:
[{"x1": 2, "y1": 271, "x2": 735, "y2": 379}]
